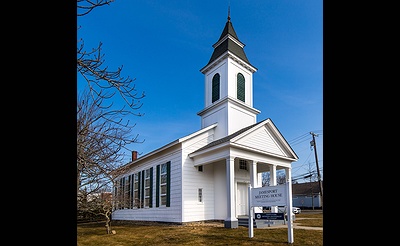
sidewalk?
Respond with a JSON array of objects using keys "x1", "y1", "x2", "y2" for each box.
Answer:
[{"x1": 259, "y1": 218, "x2": 323, "y2": 230}]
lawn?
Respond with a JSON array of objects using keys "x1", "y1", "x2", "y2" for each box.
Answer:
[
  {"x1": 77, "y1": 211, "x2": 322, "y2": 246},
  {"x1": 294, "y1": 212, "x2": 323, "y2": 227}
]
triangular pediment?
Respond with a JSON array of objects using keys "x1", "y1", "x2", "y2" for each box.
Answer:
[
  {"x1": 189, "y1": 118, "x2": 298, "y2": 161},
  {"x1": 231, "y1": 119, "x2": 297, "y2": 159}
]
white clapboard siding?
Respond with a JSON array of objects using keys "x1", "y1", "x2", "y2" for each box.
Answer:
[
  {"x1": 181, "y1": 130, "x2": 216, "y2": 222},
  {"x1": 235, "y1": 125, "x2": 287, "y2": 157},
  {"x1": 112, "y1": 148, "x2": 183, "y2": 223}
]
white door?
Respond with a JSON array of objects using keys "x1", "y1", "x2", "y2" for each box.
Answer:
[{"x1": 236, "y1": 183, "x2": 248, "y2": 216}]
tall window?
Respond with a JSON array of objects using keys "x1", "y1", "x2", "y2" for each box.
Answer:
[
  {"x1": 133, "y1": 173, "x2": 140, "y2": 208},
  {"x1": 117, "y1": 177, "x2": 124, "y2": 209},
  {"x1": 124, "y1": 175, "x2": 131, "y2": 208},
  {"x1": 160, "y1": 163, "x2": 167, "y2": 206},
  {"x1": 237, "y1": 73, "x2": 245, "y2": 102},
  {"x1": 144, "y1": 168, "x2": 153, "y2": 208},
  {"x1": 156, "y1": 161, "x2": 171, "y2": 207},
  {"x1": 115, "y1": 176, "x2": 131, "y2": 209},
  {"x1": 120, "y1": 177, "x2": 126, "y2": 208},
  {"x1": 116, "y1": 172, "x2": 149, "y2": 210},
  {"x1": 212, "y1": 73, "x2": 220, "y2": 103},
  {"x1": 113, "y1": 183, "x2": 118, "y2": 209}
]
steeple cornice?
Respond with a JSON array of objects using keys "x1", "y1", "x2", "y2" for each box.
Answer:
[
  {"x1": 197, "y1": 96, "x2": 260, "y2": 117},
  {"x1": 212, "y1": 34, "x2": 244, "y2": 49},
  {"x1": 200, "y1": 50, "x2": 257, "y2": 74}
]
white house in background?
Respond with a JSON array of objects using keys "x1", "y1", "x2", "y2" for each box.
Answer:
[{"x1": 111, "y1": 14, "x2": 299, "y2": 229}]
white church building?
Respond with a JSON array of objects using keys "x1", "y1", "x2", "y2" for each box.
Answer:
[{"x1": 111, "y1": 14, "x2": 299, "y2": 229}]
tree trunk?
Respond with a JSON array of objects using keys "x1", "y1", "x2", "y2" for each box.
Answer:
[{"x1": 105, "y1": 215, "x2": 111, "y2": 234}]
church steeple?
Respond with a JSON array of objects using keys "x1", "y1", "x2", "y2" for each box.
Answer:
[
  {"x1": 198, "y1": 13, "x2": 260, "y2": 140},
  {"x1": 201, "y1": 14, "x2": 255, "y2": 71}
]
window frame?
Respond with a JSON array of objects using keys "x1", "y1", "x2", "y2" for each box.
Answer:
[
  {"x1": 239, "y1": 159, "x2": 248, "y2": 171},
  {"x1": 237, "y1": 73, "x2": 245, "y2": 102},
  {"x1": 133, "y1": 173, "x2": 140, "y2": 208},
  {"x1": 212, "y1": 73, "x2": 220, "y2": 103},
  {"x1": 159, "y1": 163, "x2": 168, "y2": 206},
  {"x1": 198, "y1": 188, "x2": 203, "y2": 203},
  {"x1": 143, "y1": 168, "x2": 153, "y2": 208},
  {"x1": 156, "y1": 161, "x2": 171, "y2": 207}
]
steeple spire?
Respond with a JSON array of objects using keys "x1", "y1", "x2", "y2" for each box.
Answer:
[
  {"x1": 227, "y1": 4, "x2": 230, "y2": 22},
  {"x1": 200, "y1": 9, "x2": 255, "y2": 71}
]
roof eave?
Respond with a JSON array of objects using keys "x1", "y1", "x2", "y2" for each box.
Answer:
[
  {"x1": 189, "y1": 142, "x2": 230, "y2": 158},
  {"x1": 117, "y1": 123, "x2": 219, "y2": 171},
  {"x1": 200, "y1": 51, "x2": 257, "y2": 74}
]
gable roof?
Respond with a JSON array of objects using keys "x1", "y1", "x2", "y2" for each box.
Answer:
[
  {"x1": 192, "y1": 120, "x2": 264, "y2": 153},
  {"x1": 190, "y1": 118, "x2": 298, "y2": 160},
  {"x1": 115, "y1": 123, "x2": 218, "y2": 172}
]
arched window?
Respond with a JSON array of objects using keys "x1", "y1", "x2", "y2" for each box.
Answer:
[
  {"x1": 237, "y1": 73, "x2": 245, "y2": 102},
  {"x1": 212, "y1": 73, "x2": 220, "y2": 103}
]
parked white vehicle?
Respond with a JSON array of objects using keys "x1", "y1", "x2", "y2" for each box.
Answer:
[
  {"x1": 263, "y1": 206, "x2": 301, "y2": 214},
  {"x1": 292, "y1": 207, "x2": 301, "y2": 214},
  {"x1": 277, "y1": 206, "x2": 301, "y2": 214}
]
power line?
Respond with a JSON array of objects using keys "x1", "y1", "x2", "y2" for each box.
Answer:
[
  {"x1": 288, "y1": 133, "x2": 310, "y2": 147},
  {"x1": 288, "y1": 130, "x2": 322, "y2": 147},
  {"x1": 292, "y1": 170, "x2": 318, "y2": 180}
]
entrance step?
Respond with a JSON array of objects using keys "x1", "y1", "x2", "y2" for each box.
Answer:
[{"x1": 237, "y1": 217, "x2": 257, "y2": 228}]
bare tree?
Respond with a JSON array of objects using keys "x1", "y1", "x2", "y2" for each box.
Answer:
[
  {"x1": 77, "y1": 188, "x2": 115, "y2": 233},
  {"x1": 77, "y1": 0, "x2": 115, "y2": 17},
  {"x1": 77, "y1": 0, "x2": 145, "y2": 232},
  {"x1": 261, "y1": 170, "x2": 287, "y2": 186},
  {"x1": 77, "y1": 91, "x2": 138, "y2": 194},
  {"x1": 77, "y1": 0, "x2": 145, "y2": 119},
  {"x1": 306, "y1": 161, "x2": 318, "y2": 182},
  {"x1": 262, "y1": 172, "x2": 270, "y2": 187},
  {"x1": 276, "y1": 171, "x2": 287, "y2": 185}
]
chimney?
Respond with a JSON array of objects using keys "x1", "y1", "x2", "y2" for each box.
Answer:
[{"x1": 132, "y1": 150, "x2": 138, "y2": 161}]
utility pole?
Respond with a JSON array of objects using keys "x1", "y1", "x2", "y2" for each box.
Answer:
[
  {"x1": 304, "y1": 174, "x2": 314, "y2": 210},
  {"x1": 310, "y1": 132, "x2": 323, "y2": 207}
]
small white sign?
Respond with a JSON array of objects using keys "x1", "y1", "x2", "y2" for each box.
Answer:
[
  {"x1": 262, "y1": 221, "x2": 275, "y2": 224},
  {"x1": 251, "y1": 184, "x2": 287, "y2": 207}
]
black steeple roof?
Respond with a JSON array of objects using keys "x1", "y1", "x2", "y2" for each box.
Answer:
[
  {"x1": 217, "y1": 14, "x2": 239, "y2": 42},
  {"x1": 204, "y1": 14, "x2": 254, "y2": 68}
]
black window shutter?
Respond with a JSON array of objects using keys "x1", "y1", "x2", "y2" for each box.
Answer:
[
  {"x1": 126, "y1": 175, "x2": 131, "y2": 209},
  {"x1": 114, "y1": 186, "x2": 117, "y2": 202},
  {"x1": 237, "y1": 73, "x2": 245, "y2": 102},
  {"x1": 149, "y1": 167, "x2": 153, "y2": 208},
  {"x1": 166, "y1": 161, "x2": 171, "y2": 207},
  {"x1": 119, "y1": 178, "x2": 124, "y2": 209},
  {"x1": 130, "y1": 174, "x2": 134, "y2": 209},
  {"x1": 141, "y1": 170, "x2": 145, "y2": 208},
  {"x1": 137, "y1": 172, "x2": 141, "y2": 208},
  {"x1": 156, "y1": 165, "x2": 160, "y2": 207}
]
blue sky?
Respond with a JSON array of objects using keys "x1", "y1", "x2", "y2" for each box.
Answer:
[{"x1": 77, "y1": 0, "x2": 323, "y2": 183}]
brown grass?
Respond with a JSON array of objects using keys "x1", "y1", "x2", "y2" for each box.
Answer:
[
  {"x1": 295, "y1": 212, "x2": 323, "y2": 227},
  {"x1": 77, "y1": 211, "x2": 323, "y2": 246}
]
